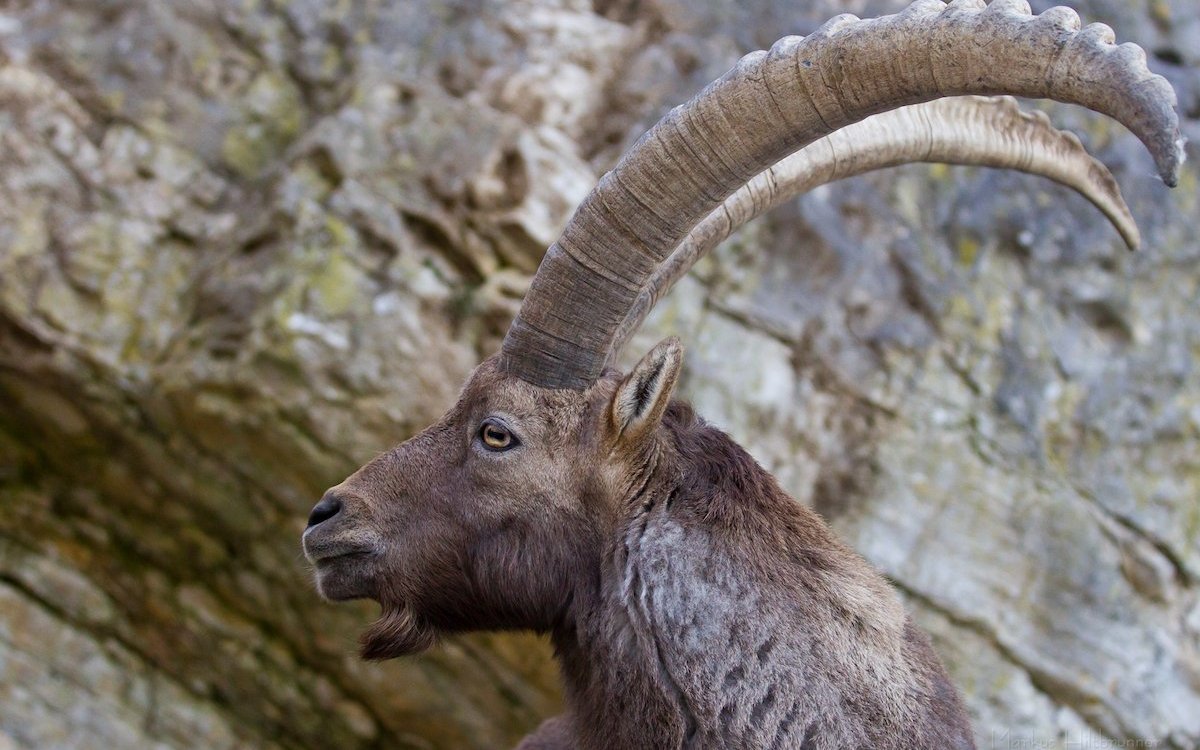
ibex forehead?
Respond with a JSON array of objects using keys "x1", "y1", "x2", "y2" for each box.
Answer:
[{"x1": 461, "y1": 355, "x2": 619, "y2": 429}]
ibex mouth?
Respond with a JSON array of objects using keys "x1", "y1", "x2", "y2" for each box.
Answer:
[
  {"x1": 310, "y1": 552, "x2": 378, "y2": 602},
  {"x1": 307, "y1": 548, "x2": 376, "y2": 565},
  {"x1": 301, "y1": 519, "x2": 381, "y2": 563}
]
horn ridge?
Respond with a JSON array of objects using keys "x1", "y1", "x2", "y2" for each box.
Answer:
[{"x1": 606, "y1": 96, "x2": 1142, "y2": 361}]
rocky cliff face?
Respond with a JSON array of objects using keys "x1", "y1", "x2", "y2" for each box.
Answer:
[{"x1": 1, "y1": 1, "x2": 1197, "y2": 748}]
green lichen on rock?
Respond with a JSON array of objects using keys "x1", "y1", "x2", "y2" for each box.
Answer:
[{"x1": 221, "y1": 71, "x2": 306, "y2": 177}]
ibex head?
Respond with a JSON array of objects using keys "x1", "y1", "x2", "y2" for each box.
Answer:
[
  {"x1": 304, "y1": 339, "x2": 682, "y2": 658},
  {"x1": 303, "y1": 0, "x2": 1182, "y2": 666}
]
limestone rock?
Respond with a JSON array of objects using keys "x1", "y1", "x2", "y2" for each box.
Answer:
[{"x1": 1, "y1": 1, "x2": 1197, "y2": 748}]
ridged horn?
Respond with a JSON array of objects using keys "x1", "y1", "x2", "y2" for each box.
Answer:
[
  {"x1": 607, "y1": 95, "x2": 1141, "y2": 361},
  {"x1": 500, "y1": 0, "x2": 1182, "y2": 390}
]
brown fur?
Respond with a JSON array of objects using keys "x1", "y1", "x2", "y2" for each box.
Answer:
[{"x1": 303, "y1": 348, "x2": 975, "y2": 749}]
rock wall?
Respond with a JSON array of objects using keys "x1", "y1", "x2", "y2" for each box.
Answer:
[{"x1": 1, "y1": 1, "x2": 1197, "y2": 748}]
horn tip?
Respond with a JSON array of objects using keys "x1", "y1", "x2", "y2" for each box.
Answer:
[
  {"x1": 1159, "y1": 137, "x2": 1185, "y2": 188},
  {"x1": 1121, "y1": 224, "x2": 1142, "y2": 252}
]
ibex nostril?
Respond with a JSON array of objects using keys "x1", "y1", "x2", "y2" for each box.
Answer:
[{"x1": 306, "y1": 493, "x2": 343, "y2": 528}]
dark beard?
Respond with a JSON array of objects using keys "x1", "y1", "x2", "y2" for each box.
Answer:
[{"x1": 359, "y1": 605, "x2": 437, "y2": 660}]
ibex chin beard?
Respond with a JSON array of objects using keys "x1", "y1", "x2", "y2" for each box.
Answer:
[{"x1": 359, "y1": 605, "x2": 438, "y2": 661}]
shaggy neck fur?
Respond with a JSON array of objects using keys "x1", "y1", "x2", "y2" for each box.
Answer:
[{"x1": 548, "y1": 402, "x2": 975, "y2": 750}]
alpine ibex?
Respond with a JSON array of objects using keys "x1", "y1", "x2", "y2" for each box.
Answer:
[{"x1": 302, "y1": 1, "x2": 1182, "y2": 747}]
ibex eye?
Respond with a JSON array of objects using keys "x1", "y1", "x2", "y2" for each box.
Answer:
[{"x1": 479, "y1": 420, "x2": 517, "y2": 451}]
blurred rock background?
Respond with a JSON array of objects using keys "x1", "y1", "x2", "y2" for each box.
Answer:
[{"x1": 0, "y1": 0, "x2": 1197, "y2": 748}]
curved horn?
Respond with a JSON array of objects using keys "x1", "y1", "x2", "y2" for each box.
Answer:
[
  {"x1": 500, "y1": 0, "x2": 1182, "y2": 390},
  {"x1": 607, "y1": 95, "x2": 1140, "y2": 361}
]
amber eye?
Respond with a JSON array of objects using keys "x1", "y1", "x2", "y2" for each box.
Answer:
[{"x1": 479, "y1": 420, "x2": 517, "y2": 451}]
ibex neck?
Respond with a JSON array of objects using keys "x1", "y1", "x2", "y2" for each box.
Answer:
[
  {"x1": 548, "y1": 413, "x2": 724, "y2": 747},
  {"x1": 551, "y1": 469, "x2": 696, "y2": 748}
]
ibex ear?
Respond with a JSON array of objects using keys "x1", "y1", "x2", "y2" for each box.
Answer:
[{"x1": 610, "y1": 337, "x2": 683, "y2": 444}]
